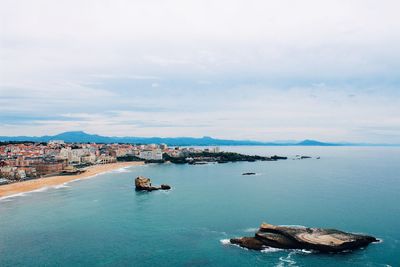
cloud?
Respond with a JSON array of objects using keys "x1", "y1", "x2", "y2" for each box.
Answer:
[{"x1": 1, "y1": 0, "x2": 400, "y2": 142}]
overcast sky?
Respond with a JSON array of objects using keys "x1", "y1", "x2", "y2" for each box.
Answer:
[{"x1": 1, "y1": 0, "x2": 400, "y2": 143}]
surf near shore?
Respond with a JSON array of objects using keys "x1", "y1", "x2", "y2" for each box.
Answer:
[{"x1": 0, "y1": 161, "x2": 144, "y2": 199}]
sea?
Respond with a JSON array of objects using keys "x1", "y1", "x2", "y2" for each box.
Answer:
[{"x1": 0, "y1": 146, "x2": 399, "y2": 267}]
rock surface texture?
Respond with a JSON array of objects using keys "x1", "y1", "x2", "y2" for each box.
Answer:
[
  {"x1": 135, "y1": 176, "x2": 171, "y2": 191},
  {"x1": 230, "y1": 223, "x2": 378, "y2": 253}
]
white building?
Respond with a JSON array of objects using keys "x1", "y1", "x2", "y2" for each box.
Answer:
[
  {"x1": 59, "y1": 148, "x2": 92, "y2": 164},
  {"x1": 48, "y1": 140, "x2": 65, "y2": 146},
  {"x1": 210, "y1": 147, "x2": 220, "y2": 153},
  {"x1": 138, "y1": 149, "x2": 163, "y2": 160}
]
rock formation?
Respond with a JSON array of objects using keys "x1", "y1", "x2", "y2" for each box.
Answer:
[
  {"x1": 230, "y1": 222, "x2": 378, "y2": 253},
  {"x1": 134, "y1": 176, "x2": 171, "y2": 191}
]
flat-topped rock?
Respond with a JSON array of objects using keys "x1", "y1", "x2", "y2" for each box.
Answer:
[
  {"x1": 135, "y1": 176, "x2": 171, "y2": 191},
  {"x1": 230, "y1": 222, "x2": 378, "y2": 253}
]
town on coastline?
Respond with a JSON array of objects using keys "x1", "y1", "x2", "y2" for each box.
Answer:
[{"x1": 0, "y1": 140, "x2": 288, "y2": 185}]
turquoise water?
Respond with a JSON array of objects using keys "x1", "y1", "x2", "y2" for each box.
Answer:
[{"x1": 0, "y1": 146, "x2": 399, "y2": 267}]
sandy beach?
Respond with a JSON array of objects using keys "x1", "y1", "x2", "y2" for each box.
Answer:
[{"x1": 0, "y1": 161, "x2": 145, "y2": 199}]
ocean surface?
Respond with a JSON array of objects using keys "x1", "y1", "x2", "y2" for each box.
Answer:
[{"x1": 0, "y1": 146, "x2": 399, "y2": 267}]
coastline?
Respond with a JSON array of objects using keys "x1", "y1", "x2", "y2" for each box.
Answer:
[{"x1": 0, "y1": 161, "x2": 145, "y2": 199}]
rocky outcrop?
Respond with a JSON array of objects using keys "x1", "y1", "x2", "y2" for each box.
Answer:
[
  {"x1": 134, "y1": 176, "x2": 171, "y2": 191},
  {"x1": 230, "y1": 223, "x2": 378, "y2": 253},
  {"x1": 160, "y1": 184, "x2": 171, "y2": 190}
]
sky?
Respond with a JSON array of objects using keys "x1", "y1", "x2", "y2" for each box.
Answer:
[{"x1": 1, "y1": 0, "x2": 400, "y2": 143}]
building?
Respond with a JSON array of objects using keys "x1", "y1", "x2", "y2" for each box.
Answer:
[
  {"x1": 138, "y1": 149, "x2": 163, "y2": 160},
  {"x1": 96, "y1": 155, "x2": 117, "y2": 164},
  {"x1": 34, "y1": 162, "x2": 65, "y2": 176},
  {"x1": 160, "y1": 143, "x2": 168, "y2": 150},
  {"x1": 48, "y1": 140, "x2": 65, "y2": 146}
]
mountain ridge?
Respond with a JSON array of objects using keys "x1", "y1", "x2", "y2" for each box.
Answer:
[{"x1": 0, "y1": 131, "x2": 396, "y2": 146}]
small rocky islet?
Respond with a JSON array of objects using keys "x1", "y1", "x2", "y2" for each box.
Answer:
[
  {"x1": 229, "y1": 222, "x2": 378, "y2": 253},
  {"x1": 134, "y1": 176, "x2": 171, "y2": 191}
]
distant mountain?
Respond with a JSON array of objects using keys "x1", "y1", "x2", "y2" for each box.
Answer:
[
  {"x1": 296, "y1": 139, "x2": 340, "y2": 146},
  {"x1": 0, "y1": 131, "x2": 372, "y2": 146},
  {"x1": 0, "y1": 131, "x2": 267, "y2": 146}
]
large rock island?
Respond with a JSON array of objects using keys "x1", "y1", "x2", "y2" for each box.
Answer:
[
  {"x1": 135, "y1": 176, "x2": 171, "y2": 191},
  {"x1": 230, "y1": 223, "x2": 378, "y2": 253}
]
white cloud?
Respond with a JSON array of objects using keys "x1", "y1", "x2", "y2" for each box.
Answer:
[{"x1": 1, "y1": 0, "x2": 400, "y2": 142}]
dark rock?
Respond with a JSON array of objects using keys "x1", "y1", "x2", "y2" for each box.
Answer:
[
  {"x1": 230, "y1": 237, "x2": 264, "y2": 250},
  {"x1": 160, "y1": 184, "x2": 171, "y2": 190},
  {"x1": 229, "y1": 222, "x2": 378, "y2": 253},
  {"x1": 135, "y1": 176, "x2": 171, "y2": 191},
  {"x1": 270, "y1": 155, "x2": 288, "y2": 160}
]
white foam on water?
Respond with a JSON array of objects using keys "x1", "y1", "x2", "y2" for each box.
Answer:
[
  {"x1": 277, "y1": 252, "x2": 298, "y2": 267},
  {"x1": 243, "y1": 227, "x2": 259, "y2": 233},
  {"x1": 261, "y1": 247, "x2": 284, "y2": 253},
  {"x1": 53, "y1": 183, "x2": 70, "y2": 189},
  {"x1": 0, "y1": 185, "x2": 56, "y2": 201},
  {"x1": 262, "y1": 247, "x2": 312, "y2": 255},
  {"x1": 220, "y1": 239, "x2": 231, "y2": 245},
  {"x1": 0, "y1": 192, "x2": 28, "y2": 201},
  {"x1": 220, "y1": 238, "x2": 314, "y2": 257},
  {"x1": 111, "y1": 167, "x2": 131, "y2": 173},
  {"x1": 298, "y1": 249, "x2": 313, "y2": 254},
  {"x1": 219, "y1": 239, "x2": 249, "y2": 250},
  {"x1": 64, "y1": 173, "x2": 99, "y2": 184},
  {"x1": 30, "y1": 186, "x2": 51, "y2": 193}
]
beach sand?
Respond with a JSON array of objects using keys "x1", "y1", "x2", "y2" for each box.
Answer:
[{"x1": 0, "y1": 161, "x2": 145, "y2": 198}]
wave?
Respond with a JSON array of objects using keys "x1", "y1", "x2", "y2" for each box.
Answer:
[
  {"x1": 276, "y1": 252, "x2": 297, "y2": 267},
  {"x1": 220, "y1": 239, "x2": 313, "y2": 257},
  {"x1": 261, "y1": 247, "x2": 284, "y2": 253},
  {"x1": 0, "y1": 186, "x2": 51, "y2": 202},
  {"x1": 0, "y1": 192, "x2": 28, "y2": 201},
  {"x1": 111, "y1": 167, "x2": 131, "y2": 173},
  {"x1": 63, "y1": 173, "x2": 100, "y2": 184},
  {"x1": 0, "y1": 175, "x2": 99, "y2": 202},
  {"x1": 30, "y1": 186, "x2": 51, "y2": 192},
  {"x1": 53, "y1": 183, "x2": 71, "y2": 189},
  {"x1": 220, "y1": 239, "x2": 249, "y2": 250},
  {"x1": 220, "y1": 239, "x2": 281, "y2": 253},
  {"x1": 220, "y1": 239, "x2": 231, "y2": 245},
  {"x1": 243, "y1": 227, "x2": 259, "y2": 233}
]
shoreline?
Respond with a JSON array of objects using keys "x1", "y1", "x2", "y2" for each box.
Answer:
[{"x1": 0, "y1": 161, "x2": 145, "y2": 199}]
